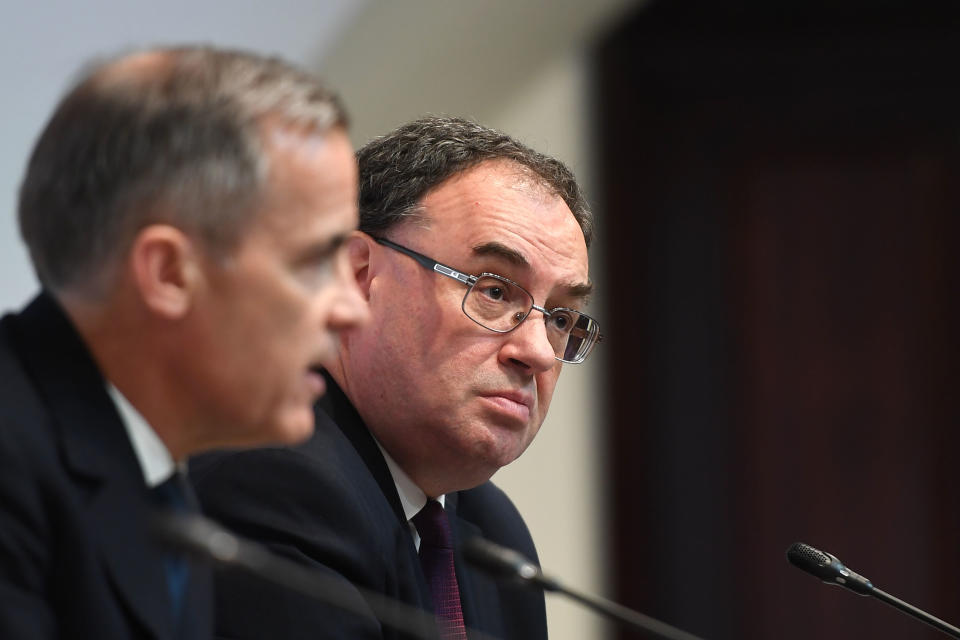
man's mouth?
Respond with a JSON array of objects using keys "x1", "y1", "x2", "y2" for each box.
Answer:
[
  {"x1": 305, "y1": 366, "x2": 327, "y2": 396},
  {"x1": 478, "y1": 390, "x2": 534, "y2": 423}
]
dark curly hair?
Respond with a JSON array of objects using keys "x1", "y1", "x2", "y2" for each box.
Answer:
[{"x1": 356, "y1": 116, "x2": 593, "y2": 248}]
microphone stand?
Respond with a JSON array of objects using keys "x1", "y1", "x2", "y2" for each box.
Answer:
[{"x1": 463, "y1": 537, "x2": 706, "y2": 640}]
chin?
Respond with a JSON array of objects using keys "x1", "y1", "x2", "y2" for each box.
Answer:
[
  {"x1": 469, "y1": 434, "x2": 527, "y2": 473},
  {"x1": 266, "y1": 409, "x2": 317, "y2": 445}
]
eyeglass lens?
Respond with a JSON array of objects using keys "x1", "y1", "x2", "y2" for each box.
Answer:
[{"x1": 463, "y1": 275, "x2": 598, "y2": 363}]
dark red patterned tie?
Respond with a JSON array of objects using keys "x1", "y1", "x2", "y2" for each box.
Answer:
[{"x1": 413, "y1": 500, "x2": 468, "y2": 640}]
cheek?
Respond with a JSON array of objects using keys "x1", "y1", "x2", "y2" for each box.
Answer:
[
  {"x1": 236, "y1": 294, "x2": 314, "y2": 375},
  {"x1": 262, "y1": 272, "x2": 320, "y2": 330},
  {"x1": 376, "y1": 288, "x2": 455, "y2": 356},
  {"x1": 535, "y1": 370, "x2": 561, "y2": 416}
]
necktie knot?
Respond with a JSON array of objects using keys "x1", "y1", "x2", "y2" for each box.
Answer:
[
  {"x1": 413, "y1": 500, "x2": 453, "y2": 550},
  {"x1": 151, "y1": 473, "x2": 190, "y2": 512}
]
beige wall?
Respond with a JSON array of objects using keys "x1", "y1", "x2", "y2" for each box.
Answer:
[
  {"x1": 478, "y1": 50, "x2": 612, "y2": 640},
  {"x1": 317, "y1": 2, "x2": 639, "y2": 637}
]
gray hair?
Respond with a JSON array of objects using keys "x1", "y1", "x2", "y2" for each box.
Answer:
[
  {"x1": 18, "y1": 46, "x2": 347, "y2": 295},
  {"x1": 357, "y1": 116, "x2": 593, "y2": 248}
]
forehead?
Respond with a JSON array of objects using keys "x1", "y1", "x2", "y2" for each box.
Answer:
[
  {"x1": 408, "y1": 161, "x2": 589, "y2": 283},
  {"x1": 250, "y1": 126, "x2": 357, "y2": 236}
]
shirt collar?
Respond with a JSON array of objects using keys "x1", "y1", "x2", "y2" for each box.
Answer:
[
  {"x1": 374, "y1": 439, "x2": 445, "y2": 521},
  {"x1": 106, "y1": 383, "x2": 176, "y2": 488}
]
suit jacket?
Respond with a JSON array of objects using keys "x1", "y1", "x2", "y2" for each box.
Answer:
[
  {"x1": 190, "y1": 373, "x2": 547, "y2": 640},
  {"x1": 0, "y1": 292, "x2": 212, "y2": 639}
]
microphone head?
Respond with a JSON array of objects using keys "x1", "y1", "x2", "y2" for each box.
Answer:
[
  {"x1": 461, "y1": 537, "x2": 549, "y2": 587},
  {"x1": 786, "y1": 542, "x2": 874, "y2": 595},
  {"x1": 786, "y1": 542, "x2": 836, "y2": 579}
]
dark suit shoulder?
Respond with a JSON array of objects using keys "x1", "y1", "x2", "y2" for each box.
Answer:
[
  {"x1": 0, "y1": 315, "x2": 94, "y2": 637},
  {"x1": 191, "y1": 415, "x2": 405, "y2": 584},
  {"x1": 457, "y1": 481, "x2": 540, "y2": 563},
  {"x1": 457, "y1": 480, "x2": 521, "y2": 518},
  {"x1": 454, "y1": 482, "x2": 548, "y2": 640},
  {"x1": 0, "y1": 314, "x2": 64, "y2": 529},
  {"x1": 190, "y1": 408, "x2": 423, "y2": 639},
  {"x1": 0, "y1": 316, "x2": 52, "y2": 443}
]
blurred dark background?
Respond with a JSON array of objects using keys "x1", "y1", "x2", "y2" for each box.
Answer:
[{"x1": 598, "y1": 0, "x2": 960, "y2": 638}]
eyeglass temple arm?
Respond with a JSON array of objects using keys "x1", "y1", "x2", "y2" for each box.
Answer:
[
  {"x1": 375, "y1": 237, "x2": 474, "y2": 286},
  {"x1": 432, "y1": 264, "x2": 473, "y2": 285}
]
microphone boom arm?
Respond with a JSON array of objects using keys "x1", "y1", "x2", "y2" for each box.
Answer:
[{"x1": 462, "y1": 537, "x2": 706, "y2": 640}]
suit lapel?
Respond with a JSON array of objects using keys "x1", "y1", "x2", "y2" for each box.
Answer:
[
  {"x1": 9, "y1": 293, "x2": 175, "y2": 640},
  {"x1": 86, "y1": 471, "x2": 175, "y2": 640},
  {"x1": 319, "y1": 373, "x2": 434, "y2": 607},
  {"x1": 320, "y1": 374, "x2": 409, "y2": 524}
]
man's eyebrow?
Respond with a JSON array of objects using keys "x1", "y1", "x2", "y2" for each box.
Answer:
[
  {"x1": 471, "y1": 241, "x2": 530, "y2": 268},
  {"x1": 564, "y1": 281, "x2": 594, "y2": 301},
  {"x1": 297, "y1": 231, "x2": 350, "y2": 263},
  {"x1": 472, "y1": 241, "x2": 593, "y2": 301}
]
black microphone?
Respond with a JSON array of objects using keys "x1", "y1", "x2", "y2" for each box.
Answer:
[
  {"x1": 786, "y1": 542, "x2": 960, "y2": 638},
  {"x1": 152, "y1": 511, "x2": 500, "y2": 640},
  {"x1": 786, "y1": 542, "x2": 874, "y2": 595},
  {"x1": 463, "y1": 537, "x2": 706, "y2": 640}
]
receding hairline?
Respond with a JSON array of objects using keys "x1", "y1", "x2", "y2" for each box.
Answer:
[
  {"x1": 17, "y1": 44, "x2": 349, "y2": 297},
  {"x1": 84, "y1": 46, "x2": 347, "y2": 133},
  {"x1": 92, "y1": 49, "x2": 176, "y2": 85}
]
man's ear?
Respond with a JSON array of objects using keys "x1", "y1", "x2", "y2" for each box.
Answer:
[
  {"x1": 128, "y1": 224, "x2": 201, "y2": 319},
  {"x1": 345, "y1": 231, "x2": 374, "y2": 300}
]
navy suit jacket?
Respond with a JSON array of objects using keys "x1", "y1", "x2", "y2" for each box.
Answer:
[
  {"x1": 191, "y1": 373, "x2": 547, "y2": 640},
  {"x1": 0, "y1": 293, "x2": 212, "y2": 639}
]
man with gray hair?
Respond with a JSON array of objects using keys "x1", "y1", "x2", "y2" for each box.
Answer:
[
  {"x1": 0, "y1": 46, "x2": 366, "y2": 638},
  {"x1": 193, "y1": 116, "x2": 601, "y2": 639}
]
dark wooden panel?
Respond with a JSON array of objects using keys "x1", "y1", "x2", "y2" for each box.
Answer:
[{"x1": 596, "y1": 2, "x2": 960, "y2": 638}]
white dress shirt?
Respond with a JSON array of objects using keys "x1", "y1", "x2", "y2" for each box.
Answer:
[
  {"x1": 374, "y1": 439, "x2": 445, "y2": 552},
  {"x1": 106, "y1": 383, "x2": 177, "y2": 488}
]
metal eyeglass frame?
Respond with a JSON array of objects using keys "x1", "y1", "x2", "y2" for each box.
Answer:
[{"x1": 373, "y1": 236, "x2": 602, "y2": 364}]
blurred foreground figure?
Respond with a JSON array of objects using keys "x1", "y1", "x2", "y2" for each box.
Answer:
[
  {"x1": 193, "y1": 116, "x2": 601, "y2": 639},
  {"x1": 0, "y1": 46, "x2": 366, "y2": 639}
]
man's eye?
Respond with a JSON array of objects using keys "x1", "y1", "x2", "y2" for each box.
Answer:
[
  {"x1": 480, "y1": 285, "x2": 505, "y2": 301},
  {"x1": 294, "y1": 257, "x2": 335, "y2": 289},
  {"x1": 548, "y1": 311, "x2": 573, "y2": 332}
]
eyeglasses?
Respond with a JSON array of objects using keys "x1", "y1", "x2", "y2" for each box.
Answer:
[{"x1": 374, "y1": 237, "x2": 602, "y2": 364}]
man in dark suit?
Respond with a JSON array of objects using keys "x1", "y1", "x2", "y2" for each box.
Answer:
[
  {"x1": 0, "y1": 46, "x2": 366, "y2": 639},
  {"x1": 192, "y1": 116, "x2": 602, "y2": 639}
]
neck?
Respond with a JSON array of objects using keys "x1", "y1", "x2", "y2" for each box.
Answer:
[
  {"x1": 328, "y1": 347, "x2": 498, "y2": 497},
  {"x1": 62, "y1": 294, "x2": 192, "y2": 462}
]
